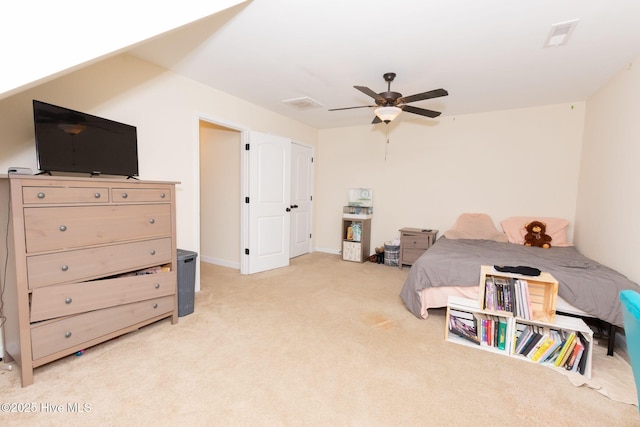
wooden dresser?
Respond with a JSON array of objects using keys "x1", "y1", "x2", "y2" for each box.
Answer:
[{"x1": 0, "y1": 175, "x2": 178, "y2": 387}]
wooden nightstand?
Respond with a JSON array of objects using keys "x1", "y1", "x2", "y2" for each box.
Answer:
[{"x1": 398, "y1": 228, "x2": 438, "y2": 269}]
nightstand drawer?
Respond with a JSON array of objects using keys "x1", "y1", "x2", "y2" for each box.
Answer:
[
  {"x1": 402, "y1": 234, "x2": 431, "y2": 249},
  {"x1": 26, "y1": 237, "x2": 173, "y2": 289},
  {"x1": 30, "y1": 270, "x2": 176, "y2": 322},
  {"x1": 30, "y1": 295, "x2": 174, "y2": 360},
  {"x1": 402, "y1": 248, "x2": 427, "y2": 265}
]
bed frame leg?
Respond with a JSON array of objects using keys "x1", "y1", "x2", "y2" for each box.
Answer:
[{"x1": 607, "y1": 323, "x2": 616, "y2": 356}]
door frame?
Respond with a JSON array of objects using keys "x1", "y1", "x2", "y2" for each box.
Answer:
[
  {"x1": 194, "y1": 113, "x2": 251, "y2": 275},
  {"x1": 194, "y1": 113, "x2": 313, "y2": 275}
]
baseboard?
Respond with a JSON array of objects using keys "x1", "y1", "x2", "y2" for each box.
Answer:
[
  {"x1": 200, "y1": 255, "x2": 240, "y2": 270},
  {"x1": 314, "y1": 247, "x2": 340, "y2": 255}
]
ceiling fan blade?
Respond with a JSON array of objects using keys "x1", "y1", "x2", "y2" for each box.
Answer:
[
  {"x1": 401, "y1": 105, "x2": 441, "y2": 118},
  {"x1": 397, "y1": 88, "x2": 448, "y2": 105},
  {"x1": 354, "y1": 86, "x2": 385, "y2": 103},
  {"x1": 372, "y1": 116, "x2": 382, "y2": 124},
  {"x1": 328, "y1": 105, "x2": 375, "y2": 111}
]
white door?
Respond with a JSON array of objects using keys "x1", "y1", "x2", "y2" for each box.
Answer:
[
  {"x1": 246, "y1": 132, "x2": 291, "y2": 274},
  {"x1": 290, "y1": 142, "x2": 313, "y2": 258}
]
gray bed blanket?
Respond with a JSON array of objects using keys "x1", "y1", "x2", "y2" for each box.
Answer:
[{"x1": 399, "y1": 237, "x2": 639, "y2": 327}]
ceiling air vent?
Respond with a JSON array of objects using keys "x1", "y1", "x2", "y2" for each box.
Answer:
[
  {"x1": 543, "y1": 19, "x2": 579, "y2": 48},
  {"x1": 282, "y1": 96, "x2": 324, "y2": 110}
]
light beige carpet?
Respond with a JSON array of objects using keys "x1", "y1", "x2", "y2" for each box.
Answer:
[{"x1": 1, "y1": 252, "x2": 639, "y2": 426}]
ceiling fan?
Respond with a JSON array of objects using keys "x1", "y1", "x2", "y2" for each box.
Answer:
[{"x1": 329, "y1": 72, "x2": 448, "y2": 124}]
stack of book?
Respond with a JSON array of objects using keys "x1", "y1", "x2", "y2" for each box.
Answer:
[
  {"x1": 483, "y1": 275, "x2": 533, "y2": 319},
  {"x1": 513, "y1": 325, "x2": 588, "y2": 374},
  {"x1": 448, "y1": 309, "x2": 509, "y2": 350}
]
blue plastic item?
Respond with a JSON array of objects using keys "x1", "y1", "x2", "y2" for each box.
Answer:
[{"x1": 620, "y1": 289, "x2": 640, "y2": 412}]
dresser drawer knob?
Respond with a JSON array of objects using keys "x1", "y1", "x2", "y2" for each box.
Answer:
[
  {"x1": 160, "y1": 193, "x2": 166, "y2": 199},
  {"x1": 94, "y1": 193, "x2": 101, "y2": 199},
  {"x1": 59, "y1": 225, "x2": 67, "y2": 232},
  {"x1": 65, "y1": 297, "x2": 72, "y2": 304},
  {"x1": 150, "y1": 249, "x2": 156, "y2": 255},
  {"x1": 122, "y1": 193, "x2": 128, "y2": 199},
  {"x1": 64, "y1": 331, "x2": 72, "y2": 338},
  {"x1": 155, "y1": 283, "x2": 160, "y2": 289},
  {"x1": 149, "y1": 218, "x2": 155, "y2": 224},
  {"x1": 61, "y1": 265, "x2": 69, "y2": 272},
  {"x1": 153, "y1": 303, "x2": 158, "y2": 309},
  {"x1": 37, "y1": 192, "x2": 45, "y2": 199}
]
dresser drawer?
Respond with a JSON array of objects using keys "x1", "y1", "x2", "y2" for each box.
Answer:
[
  {"x1": 30, "y1": 270, "x2": 176, "y2": 322},
  {"x1": 24, "y1": 204, "x2": 171, "y2": 253},
  {"x1": 30, "y1": 295, "x2": 174, "y2": 360},
  {"x1": 23, "y1": 186, "x2": 109, "y2": 204},
  {"x1": 26, "y1": 237, "x2": 173, "y2": 289},
  {"x1": 112, "y1": 188, "x2": 171, "y2": 203},
  {"x1": 402, "y1": 233, "x2": 431, "y2": 250}
]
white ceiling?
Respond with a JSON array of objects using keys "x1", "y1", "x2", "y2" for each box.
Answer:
[{"x1": 129, "y1": 0, "x2": 640, "y2": 129}]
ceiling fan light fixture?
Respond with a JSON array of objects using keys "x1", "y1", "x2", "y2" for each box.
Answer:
[{"x1": 375, "y1": 106, "x2": 402, "y2": 123}]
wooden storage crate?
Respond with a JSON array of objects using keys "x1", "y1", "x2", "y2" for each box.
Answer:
[{"x1": 478, "y1": 265, "x2": 558, "y2": 322}]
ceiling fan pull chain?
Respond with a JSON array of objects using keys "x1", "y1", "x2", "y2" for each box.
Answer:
[{"x1": 385, "y1": 124, "x2": 390, "y2": 161}]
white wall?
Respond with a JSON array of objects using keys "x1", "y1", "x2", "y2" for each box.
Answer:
[
  {"x1": 315, "y1": 103, "x2": 586, "y2": 253},
  {"x1": 576, "y1": 58, "x2": 640, "y2": 283},
  {"x1": 1, "y1": 1, "x2": 248, "y2": 98},
  {"x1": 0, "y1": 54, "x2": 319, "y2": 283}
]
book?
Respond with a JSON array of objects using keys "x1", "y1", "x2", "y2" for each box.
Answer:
[
  {"x1": 449, "y1": 316, "x2": 480, "y2": 344},
  {"x1": 526, "y1": 330, "x2": 549, "y2": 359},
  {"x1": 557, "y1": 334, "x2": 578, "y2": 368},
  {"x1": 514, "y1": 280, "x2": 524, "y2": 318},
  {"x1": 554, "y1": 331, "x2": 576, "y2": 367},
  {"x1": 530, "y1": 332, "x2": 554, "y2": 362},
  {"x1": 537, "y1": 330, "x2": 562, "y2": 363},
  {"x1": 545, "y1": 330, "x2": 568, "y2": 364},
  {"x1": 473, "y1": 313, "x2": 490, "y2": 345},
  {"x1": 493, "y1": 277, "x2": 509, "y2": 311},
  {"x1": 514, "y1": 325, "x2": 534, "y2": 354},
  {"x1": 484, "y1": 276, "x2": 496, "y2": 310},
  {"x1": 520, "y1": 330, "x2": 542, "y2": 356},
  {"x1": 449, "y1": 315, "x2": 477, "y2": 337},
  {"x1": 522, "y1": 279, "x2": 532, "y2": 320},
  {"x1": 497, "y1": 317, "x2": 507, "y2": 350},
  {"x1": 509, "y1": 278, "x2": 517, "y2": 316},
  {"x1": 567, "y1": 337, "x2": 585, "y2": 371},
  {"x1": 449, "y1": 321, "x2": 481, "y2": 345},
  {"x1": 577, "y1": 333, "x2": 590, "y2": 375}
]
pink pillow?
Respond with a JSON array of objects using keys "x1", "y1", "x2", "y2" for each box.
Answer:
[
  {"x1": 500, "y1": 217, "x2": 572, "y2": 247},
  {"x1": 444, "y1": 213, "x2": 508, "y2": 242}
]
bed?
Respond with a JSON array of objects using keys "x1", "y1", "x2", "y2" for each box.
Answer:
[{"x1": 399, "y1": 213, "x2": 640, "y2": 354}]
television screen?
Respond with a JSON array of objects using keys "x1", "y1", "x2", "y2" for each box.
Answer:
[{"x1": 33, "y1": 100, "x2": 139, "y2": 177}]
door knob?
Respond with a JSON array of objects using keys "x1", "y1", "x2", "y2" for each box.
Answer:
[
  {"x1": 286, "y1": 207, "x2": 291, "y2": 212},
  {"x1": 290, "y1": 204, "x2": 299, "y2": 209}
]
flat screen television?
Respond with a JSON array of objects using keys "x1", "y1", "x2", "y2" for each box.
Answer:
[{"x1": 33, "y1": 100, "x2": 139, "y2": 177}]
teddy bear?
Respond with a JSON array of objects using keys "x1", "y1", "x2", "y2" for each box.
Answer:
[{"x1": 524, "y1": 221, "x2": 552, "y2": 249}]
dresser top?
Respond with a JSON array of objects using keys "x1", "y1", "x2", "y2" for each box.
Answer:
[{"x1": 3, "y1": 174, "x2": 180, "y2": 185}]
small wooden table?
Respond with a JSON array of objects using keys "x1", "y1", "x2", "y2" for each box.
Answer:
[{"x1": 398, "y1": 228, "x2": 438, "y2": 269}]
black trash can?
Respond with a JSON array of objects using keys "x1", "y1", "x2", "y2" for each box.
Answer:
[{"x1": 177, "y1": 249, "x2": 198, "y2": 317}]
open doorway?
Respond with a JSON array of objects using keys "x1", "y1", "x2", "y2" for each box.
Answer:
[
  {"x1": 199, "y1": 120, "x2": 242, "y2": 269},
  {"x1": 197, "y1": 117, "x2": 313, "y2": 274}
]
